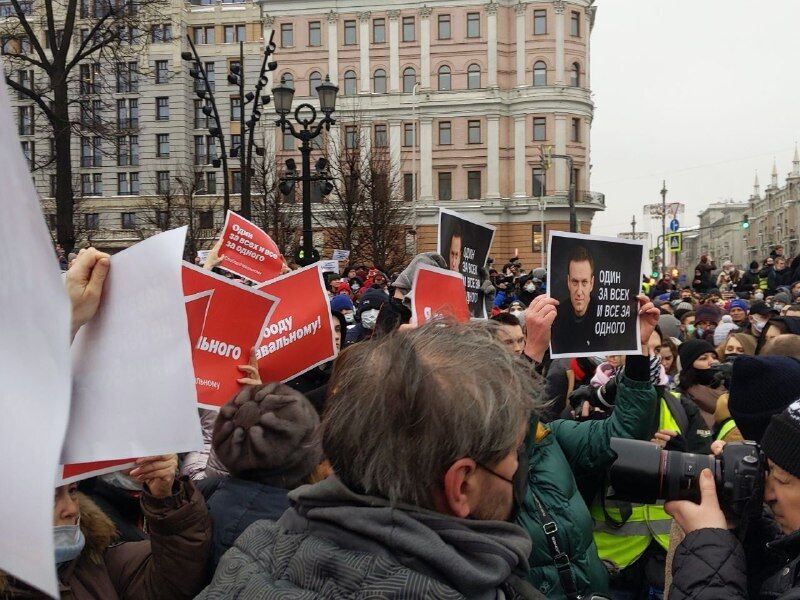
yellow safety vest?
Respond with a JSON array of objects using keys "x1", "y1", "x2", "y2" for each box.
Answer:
[
  {"x1": 590, "y1": 397, "x2": 679, "y2": 571},
  {"x1": 716, "y1": 419, "x2": 737, "y2": 441}
]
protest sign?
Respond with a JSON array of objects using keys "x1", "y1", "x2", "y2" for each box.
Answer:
[
  {"x1": 255, "y1": 265, "x2": 338, "y2": 382},
  {"x1": 332, "y1": 249, "x2": 350, "y2": 261},
  {"x1": 410, "y1": 264, "x2": 471, "y2": 325},
  {"x1": 197, "y1": 249, "x2": 211, "y2": 264},
  {"x1": 218, "y1": 210, "x2": 283, "y2": 283},
  {"x1": 63, "y1": 228, "x2": 204, "y2": 464},
  {"x1": 182, "y1": 263, "x2": 279, "y2": 409},
  {"x1": 319, "y1": 259, "x2": 340, "y2": 273},
  {"x1": 58, "y1": 459, "x2": 136, "y2": 486},
  {"x1": 0, "y1": 76, "x2": 71, "y2": 597},
  {"x1": 548, "y1": 231, "x2": 645, "y2": 358},
  {"x1": 437, "y1": 209, "x2": 496, "y2": 318}
]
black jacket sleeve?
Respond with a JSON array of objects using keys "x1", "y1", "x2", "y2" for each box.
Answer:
[{"x1": 669, "y1": 528, "x2": 748, "y2": 600}]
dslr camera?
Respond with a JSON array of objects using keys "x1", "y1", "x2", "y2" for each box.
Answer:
[{"x1": 607, "y1": 438, "x2": 765, "y2": 518}]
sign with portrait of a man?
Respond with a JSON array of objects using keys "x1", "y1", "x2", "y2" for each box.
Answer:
[
  {"x1": 548, "y1": 231, "x2": 645, "y2": 358},
  {"x1": 437, "y1": 209, "x2": 496, "y2": 318}
]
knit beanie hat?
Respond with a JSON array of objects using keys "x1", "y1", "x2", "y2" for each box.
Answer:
[
  {"x1": 330, "y1": 294, "x2": 354, "y2": 313},
  {"x1": 393, "y1": 252, "x2": 448, "y2": 294},
  {"x1": 678, "y1": 339, "x2": 717, "y2": 375},
  {"x1": 212, "y1": 383, "x2": 323, "y2": 488},
  {"x1": 774, "y1": 292, "x2": 792, "y2": 306},
  {"x1": 676, "y1": 301, "x2": 694, "y2": 313},
  {"x1": 762, "y1": 399, "x2": 800, "y2": 478},
  {"x1": 729, "y1": 299, "x2": 749, "y2": 313},
  {"x1": 694, "y1": 304, "x2": 721, "y2": 325},
  {"x1": 728, "y1": 355, "x2": 800, "y2": 442},
  {"x1": 658, "y1": 314, "x2": 681, "y2": 340},
  {"x1": 713, "y1": 315, "x2": 738, "y2": 346}
]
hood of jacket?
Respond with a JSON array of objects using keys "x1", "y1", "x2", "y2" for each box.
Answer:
[{"x1": 283, "y1": 475, "x2": 533, "y2": 599}]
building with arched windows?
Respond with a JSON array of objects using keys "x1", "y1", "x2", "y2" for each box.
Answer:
[{"x1": 262, "y1": 0, "x2": 603, "y2": 266}]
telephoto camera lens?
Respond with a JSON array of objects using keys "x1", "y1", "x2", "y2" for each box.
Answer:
[{"x1": 607, "y1": 438, "x2": 764, "y2": 518}]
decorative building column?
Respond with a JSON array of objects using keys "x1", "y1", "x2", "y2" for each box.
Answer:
[
  {"x1": 419, "y1": 116, "x2": 433, "y2": 201},
  {"x1": 487, "y1": 2, "x2": 499, "y2": 88},
  {"x1": 327, "y1": 11, "x2": 339, "y2": 84},
  {"x1": 388, "y1": 10, "x2": 400, "y2": 92},
  {"x1": 554, "y1": 115, "x2": 567, "y2": 192},
  {"x1": 514, "y1": 115, "x2": 527, "y2": 197},
  {"x1": 359, "y1": 12, "x2": 371, "y2": 93},
  {"x1": 389, "y1": 119, "x2": 402, "y2": 172},
  {"x1": 487, "y1": 114, "x2": 501, "y2": 198},
  {"x1": 263, "y1": 14, "x2": 275, "y2": 51},
  {"x1": 554, "y1": 0, "x2": 565, "y2": 85},
  {"x1": 515, "y1": 2, "x2": 526, "y2": 87},
  {"x1": 329, "y1": 123, "x2": 342, "y2": 175},
  {"x1": 420, "y1": 6, "x2": 432, "y2": 89},
  {"x1": 584, "y1": 10, "x2": 592, "y2": 89},
  {"x1": 360, "y1": 120, "x2": 372, "y2": 171}
]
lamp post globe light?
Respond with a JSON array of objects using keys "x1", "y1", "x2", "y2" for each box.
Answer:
[
  {"x1": 181, "y1": 31, "x2": 278, "y2": 220},
  {"x1": 273, "y1": 75, "x2": 339, "y2": 266}
]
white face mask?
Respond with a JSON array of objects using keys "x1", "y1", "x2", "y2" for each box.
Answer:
[
  {"x1": 753, "y1": 318, "x2": 767, "y2": 333},
  {"x1": 352, "y1": 283, "x2": 360, "y2": 292},
  {"x1": 509, "y1": 310, "x2": 525, "y2": 325},
  {"x1": 54, "y1": 519, "x2": 85, "y2": 565},
  {"x1": 755, "y1": 292, "x2": 764, "y2": 301},
  {"x1": 344, "y1": 312, "x2": 355, "y2": 325},
  {"x1": 524, "y1": 283, "x2": 536, "y2": 293},
  {"x1": 775, "y1": 303, "x2": 786, "y2": 312},
  {"x1": 361, "y1": 308, "x2": 379, "y2": 330}
]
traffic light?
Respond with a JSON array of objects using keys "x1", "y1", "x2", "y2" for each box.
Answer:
[{"x1": 742, "y1": 214, "x2": 750, "y2": 229}]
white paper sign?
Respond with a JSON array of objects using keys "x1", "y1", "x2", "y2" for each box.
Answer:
[
  {"x1": 0, "y1": 76, "x2": 72, "y2": 597},
  {"x1": 319, "y1": 260, "x2": 340, "y2": 273},
  {"x1": 197, "y1": 250, "x2": 211, "y2": 264},
  {"x1": 62, "y1": 227, "x2": 203, "y2": 463},
  {"x1": 332, "y1": 249, "x2": 350, "y2": 261}
]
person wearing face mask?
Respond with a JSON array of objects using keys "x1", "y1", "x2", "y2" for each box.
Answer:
[
  {"x1": 344, "y1": 286, "x2": 389, "y2": 346},
  {"x1": 692, "y1": 305, "x2": 721, "y2": 342},
  {"x1": 0, "y1": 456, "x2": 212, "y2": 599},
  {"x1": 772, "y1": 290, "x2": 792, "y2": 313},
  {"x1": 76, "y1": 470, "x2": 148, "y2": 543},
  {"x1": 677, "y1": 339, "x2": 725, "y2": 433},
  {"x1": 507, "y1": 300, "x2": 528, "y2": 325},
  {"x1": 745, "y1": 300, "x2": 774, "y2": 340},
  {"x1": 197, "y1": 323, "x2": 549, "y2": 600},
  {"x1": 518, "y1": 274, "x2": 543, "y2": 306},
  {"x1": 676, "y1": 310, "x2": 695, "y2": 342},
  {"x1": 330, "y1": 294, "x2": 355, "y2": 328}
]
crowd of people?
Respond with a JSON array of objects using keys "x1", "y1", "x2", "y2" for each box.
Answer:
[{"x1": 7, "y1": 243, "x2": 800, "y2": 600}]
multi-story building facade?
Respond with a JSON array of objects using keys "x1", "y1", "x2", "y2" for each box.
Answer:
[
  {"x1": 746, "y1": 148, "x2": 800, "y2": 261},
  {"x1": 262, "y1": 0, "x2": 602, "y2": 267},
  {"x1": 4, "y1": 0, "x2": 603, "y2": 266}
]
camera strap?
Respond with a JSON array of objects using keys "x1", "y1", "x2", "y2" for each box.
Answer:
[{"x1": 530, "y1": 490, "x2": 581, "y2": 600}]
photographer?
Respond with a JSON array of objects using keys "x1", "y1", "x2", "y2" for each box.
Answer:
[{"x1": 665, "y1": 400, "x2": 800, "y2": 599}]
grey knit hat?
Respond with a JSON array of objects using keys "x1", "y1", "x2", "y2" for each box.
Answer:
[
  {"x1": 393, "y1": 252, "x2": 448, "y2": 294},
  {"x1": 213, "y1": 383, "x2": 323, "y2": 488}
]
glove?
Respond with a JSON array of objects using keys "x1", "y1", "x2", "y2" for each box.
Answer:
[{"x1": 568, "y1": 378, "x2": 618, "y2": 412}]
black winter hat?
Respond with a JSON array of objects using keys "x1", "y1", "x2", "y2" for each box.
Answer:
[
  {"x1": 762, "y1": 399, "x2": 800, "y2": 478},
  {"x1": 729, "y1": 355, "x2": 800, "y2": 442},
  {"x1": 678, "y1": 339, "x2": 717, "y2": 374},
  {"x1": 749, "y1": 300, "x2": 772, "y2": 317}
]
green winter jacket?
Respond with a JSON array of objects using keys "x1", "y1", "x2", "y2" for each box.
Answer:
[{"x1": 517, "y1": 369, "x2": 657, "y2": 599}]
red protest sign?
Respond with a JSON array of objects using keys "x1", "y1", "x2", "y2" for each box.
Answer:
[
  {"x1": 218, "y1": 210, "x2": 283, "y2": 283},
  {"x1": 182, "y1": 263, "x2": 279, "y2": 409},
  {"x1": 411, "y1": 263, "x2": 471, "y2": 325},
  {"x1": 255, "y1": 265, "x2": 338, "y2": 383},
  {"x1": 59, "y1": 458, "x2": 136, "y2": 485}
]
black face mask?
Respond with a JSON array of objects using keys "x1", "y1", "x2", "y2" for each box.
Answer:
[
  {"x1": 477, "y1": 444, "x2": 529, "y2": 522},
  {"x1": 694, "y1": 367, "x2": 718, "y2": 387}
]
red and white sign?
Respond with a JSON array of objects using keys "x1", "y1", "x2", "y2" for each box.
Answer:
[
  {"x1": 182, "y1": 263, "x2": 279, "y2": 409},
  {"x1": 410, "y1": 263, "x2": 471, "y2": 325},
  {"x1": 58, "y1": 458, "x2": 136, "y2": 486},
  {"x1": 255, "y1": 265, "x2": 338, "y2": 383},
  {"x1": 218, "y1": 210, "x2": 283, "y2": 283}
]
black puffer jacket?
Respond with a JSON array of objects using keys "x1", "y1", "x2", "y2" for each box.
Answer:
[{"x1": 670, "y1": 525, "x2": 800, "y2": 599}]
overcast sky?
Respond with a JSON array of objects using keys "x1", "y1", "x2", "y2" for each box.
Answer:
[{"x1": 589, "y1": 0, "x2": 800, "y2": 241}]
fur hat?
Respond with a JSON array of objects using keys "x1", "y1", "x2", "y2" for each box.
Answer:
[{"x1": 213, "y1": 383, "x2": 323, "y2": 488}]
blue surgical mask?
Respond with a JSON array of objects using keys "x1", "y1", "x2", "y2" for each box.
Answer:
[
  {"x1": 344, "y1": 312, "x2": 355, "y2": 325},
  {"x1": 54, "y1": 521, "x2": 85, "y2": 566},
  {"x1": 695, "y1": 327, "x2": 705, "y2": 338}
]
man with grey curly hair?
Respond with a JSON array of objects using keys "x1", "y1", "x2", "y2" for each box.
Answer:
[{"x1": 198, "y1": 321, "x2": 548, "y2": 599}]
